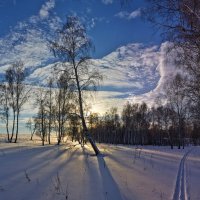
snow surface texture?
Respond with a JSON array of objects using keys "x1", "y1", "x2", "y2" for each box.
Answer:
[{"x1": 0, "y1": 135, "x2": 199, "y2": 200}]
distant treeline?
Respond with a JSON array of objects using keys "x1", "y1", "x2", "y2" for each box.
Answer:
[{"x1": 89, "y1": 102, "x2": 200, "y2": 149}]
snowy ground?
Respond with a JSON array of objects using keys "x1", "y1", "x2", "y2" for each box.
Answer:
[{"x1": 0, "y1": 135, "x2": 199, "y2": 200}]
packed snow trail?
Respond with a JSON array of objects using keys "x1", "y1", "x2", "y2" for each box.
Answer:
[{"x1": 173, "y1": 149, "x2": 192, "y2": 200}]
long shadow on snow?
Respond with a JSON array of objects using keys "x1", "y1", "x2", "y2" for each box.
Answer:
[
  {"x1": 97, "y1": 155, "x2": 126, "y2": 200},
  {"x1": 0, "y1": 145, "x2": 82, "y2": 200}
]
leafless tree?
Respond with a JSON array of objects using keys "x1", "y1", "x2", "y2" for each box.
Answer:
[
  {"x1": 144, "y1": 0, "x2": 200, "y2": 118},
  {"x1": 50, "y1": 16, "x2": 102, "y2": 155},
  {"x1": 54, "y1": 71, "x2": 74, "y2": 145},
  {"x1": 165, "y1": 74, "x2": 190, "y2": 148},
  {"x1": 2, "y1": 61, "x2": 30, "y2": 142},
  {"x1": 46, "y1": 78, "x2": 54, "y2": 144},
  {"x1": 26, "y1": 118, "x2": 36, "y2": 140},
  {"x1": 0, "y1": 84, "x2": 10, "y2": 141},
  {"x1": 68, "y1": 110, "x2": 81, "y2": 143},
  {"x1": 144, "y1": 0, "x2": 200, "y2": 47},
  {"x1": 34, "y1": 88, "x2": 48, "y2": 146}
]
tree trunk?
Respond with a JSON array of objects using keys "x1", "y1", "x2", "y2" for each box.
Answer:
[
  {"x1": 48, "y1": 87, "x2": 52, "y2": 145},
  {"x1": 14, "y1": 111, "x2": 19, "y2": 143},
  {"x1": 6, "y1": 108, "x2": 10, "y2": 142},
  {"x1": 57, "y1": 97, "x2": 61, "y2": 145},
  {"x1": 10, "y1": 111, "x2": 16, "y2": 143},
  {"x1": 30, "y1": 131, "x2": 34, "y2": 140},
  {"x1": 74, "y1": 68, "x2": 100, "y2": 155},
  {"x1": 48, "y1": 118, "x2": 51, "y2": 144},
  {"x1": 178, "y1": 118, "x2": 181, "y2": 149},
  {"x1": 41, "y1": 105, "x2": 45, "y2": 146}
]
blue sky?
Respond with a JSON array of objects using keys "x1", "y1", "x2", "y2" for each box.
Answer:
[{"x1": 0, "y1": 0, "x2": 161, "y2": 58}]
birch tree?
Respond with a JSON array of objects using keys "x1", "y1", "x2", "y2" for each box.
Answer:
[
  {"x1": 50, "y1": 16, "x2": 102, "y2": 155},
  {"x1": 4, "y1": 61, "x2": 30, "y2": 142}
]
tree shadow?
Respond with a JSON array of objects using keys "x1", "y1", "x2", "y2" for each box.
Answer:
[
  {"x1": 97, "y1": 155, "x2": 126, "y2": 200},
  {"x1": 0, "y1": 143, "x2": 83, "y2": 200}
]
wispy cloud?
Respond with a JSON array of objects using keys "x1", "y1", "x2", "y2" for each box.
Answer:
[
  {"x1": 80, "y1": 15, "x2": 106, "y2": 30},
  {"x1": 39, "y1": 0, "x2": 55, "y2": 19},
  {"x1": 91, "y1": 18, "x2": 96, "y2": 28},
  {"x1": 129, "y1": 9, "x2": 141, "y2": 19},
  {"x1": 98, "y1": 43, "x2": 160, "y2": 94},
  {"x1": 0, "y1": 0, "x2": 61, "y2": 75},
  {"x1": 128, "y1": 42, "x2": 180, "y2": 107},
  {"x1": 102, "y1": 0, "x2": 113, "y2": 5},
  {"x1": 115, "y1": 9, "x2": 141, "y2": 20}
]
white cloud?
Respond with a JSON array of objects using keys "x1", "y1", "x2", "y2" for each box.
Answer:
[
  {"x1": 0, "y1": 1, "x2": 61, "y2": 74},
  {"x1": 115, "y1": 9, "x2": 141, "y2": 20},
  {"x1": 0, "y1": 30, "x2": 52, "y2": 75},
  {"x1": 91, "y1": 18, "x2": 96, "y2": 28},
  {"x1": 39, "y1": 0, "x2": 55, "y2": 19},
  {"x1": 102, "y1": 0, "x2": 113, "y2": 5},
  {"x1": 81, "y1": 16, "x2": 106, "y2": 30},
  {"x1": 129, "y1": 9, "x2": 141, "y2": 19},
  {"x1": 127, "y1": 42, "x2": 180, "y2": 107},
  {"x1": 115, "y1": 11, "x2": 129, "y2": 19}
]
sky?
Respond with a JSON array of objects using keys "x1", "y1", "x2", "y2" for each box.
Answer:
[
  {"x1": 0, "y1": 0, "x2": 161, "y2": 58},
  {"x1": 0, "y1": 0, "x2": 177, "y2": 133}
]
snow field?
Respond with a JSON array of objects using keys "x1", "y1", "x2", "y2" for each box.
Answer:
[{"x1": 0, "y1": 135, "x2": 199, "y2": 200}]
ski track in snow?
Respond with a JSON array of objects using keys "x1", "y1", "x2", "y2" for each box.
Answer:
[{"x1": 173, "y1": 148, "x2": 192, "y2": 200}]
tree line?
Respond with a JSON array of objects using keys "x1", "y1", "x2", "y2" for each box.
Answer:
[
  {"x1": 88, "y1": 77, "x2": 199, "y2": 150},
  {"x1": 24, "y1": 72, "x2": 200, "y2": 150}
]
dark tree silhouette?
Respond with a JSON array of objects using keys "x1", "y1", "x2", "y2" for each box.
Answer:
[
  {"x1": 50, "y1": 16, "x2": 102, "y2": 155},
  {"x1": 2, "y1": 61, "x2": 30, "y2": 142}
]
